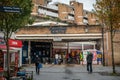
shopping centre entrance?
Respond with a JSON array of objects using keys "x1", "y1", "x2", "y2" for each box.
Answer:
[
  {"x1": 16, "y1": 25, "x2": 102, "y2": 65},
  {"x1": 22, "y1": 40, "x2": 102, "y2": 65}
]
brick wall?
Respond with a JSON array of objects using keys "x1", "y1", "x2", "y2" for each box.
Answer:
[
  {"x1": 32, "y1": 0, "x2": 44, "y2": 5},
  {"x1": 104, "y1": 31, "x2": 120, "y2": 66},
  {"x1": 72, "y1": 2, "x2": 83, "y2": 25},
  {"x1": 16, "y1": 25, "x2": 101, "y2": 34},
  {"x1": 113, "y1": 32, "x2": 120, "y2": 65},
  {"x1": 88, "y1": 13, "x2": 97, "y2": 25},
  {"x1": 31, "y1": 0, "x2": 45, "y2": 15},
  {"x1": 58, "y1": 4, "x2": 69, "y2": 20}
]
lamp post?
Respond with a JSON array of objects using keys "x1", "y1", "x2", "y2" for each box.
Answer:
[
  {"x1": 28, "y1": 40, "x2": 31, "y2": 64},
  {"x1": 101, "y1": 25, "x2": 105, "y2": 66}
]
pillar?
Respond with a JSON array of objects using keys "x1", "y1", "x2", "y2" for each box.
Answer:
[{"x1": 28, "y1": 40, "x2": 31, "y2": 64}]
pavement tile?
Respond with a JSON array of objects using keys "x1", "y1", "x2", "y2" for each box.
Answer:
[{"x1": 23, "y1": 64, "x2": 120, "y2": 80}]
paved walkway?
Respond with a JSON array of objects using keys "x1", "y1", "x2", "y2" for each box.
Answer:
[{"x1": 23, "y1": 64, "x2": 120, "y2": 80}]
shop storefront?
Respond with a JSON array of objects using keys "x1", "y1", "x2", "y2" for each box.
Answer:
[
  {"x1": 52, "y1": 42, "x2": 99, "y2": 64},
  {"x1": 0, "y1": 38, "x2": 22, "y2": 74},
  {"x1": 8, "y1": 39, "x2": 23, "y2": 67},
  {"x1": 22, "y1": 41, "x2": 52, "y2": 64}
]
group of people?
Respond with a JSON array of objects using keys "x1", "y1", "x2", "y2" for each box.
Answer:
[
  {"x1": 54, "y1": 52, "x2": 93, "y2": 73},
  {"x1": 34, "y1": 52, "x2": 94, "y2": 74},
  {"x1": 54, "y1": 52, "x2": 83, "y2": 64}
]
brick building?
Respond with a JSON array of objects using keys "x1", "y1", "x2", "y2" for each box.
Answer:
[{"x1": 15, "y1": 0, "x2": 120, "y2": 65}]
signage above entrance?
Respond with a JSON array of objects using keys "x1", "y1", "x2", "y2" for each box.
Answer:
[
  {"x1": 50, "y1": 27, "x2": 66, "y2": 34},
  {"x1": 9, "y1": 39, "x2": 22, "y2": 48},
  {"x1": 0, "y1": 38, "x2": 22, "y2": 48}
]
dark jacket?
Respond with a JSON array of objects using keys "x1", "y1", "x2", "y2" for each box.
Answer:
[
  {"x1": 86, "y1": 53, "x2": 93, "y2": 63},
  {"x1": 34, "y1": 57, "x2": 41, "y2": 66}
]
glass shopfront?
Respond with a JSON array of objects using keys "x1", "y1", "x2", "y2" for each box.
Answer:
[
  {"x1": 31, "y1": 42, "x2": 51, "y2": 63},
  {"x1": 22, "y1": 41, "x2": 52, "y2": 64}
]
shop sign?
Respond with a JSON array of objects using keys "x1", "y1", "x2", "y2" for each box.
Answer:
[
  {"x1": 9, "y1": 39, "x2": 22, "y2": 48},
  {"x1": 0, "y1": 38, "x2": 22, "y2": 49},
  {"x1": 50, "y1": 27, "x2": 66, "y2": 34}
]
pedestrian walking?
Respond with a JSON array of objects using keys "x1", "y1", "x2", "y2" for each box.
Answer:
[
  {"x1": 86, "y1": 52, "x2": 93, "y2": 73},
  {"x1": 34, "y1": 55, "x2": 41, "y2": 74},
  {"x1": 58, "y1": 54, "x2": 62, "y2": 64},
  {"x1": 65, "y1": 53, "x2": 69, "y2": 64},
  {"x1": 55, "y1": 53, "x2": 59, "y2": 64}
]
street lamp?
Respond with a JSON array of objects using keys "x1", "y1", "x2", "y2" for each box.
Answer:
[{"x1": 101, "y1": 24, "x2": 105, "y2": 66}]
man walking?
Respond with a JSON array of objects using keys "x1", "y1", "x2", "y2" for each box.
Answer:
[
  {"x1": 86, "y1": 52, "x2": 93, "y2": 73},
  {"x1": 34, "y1": 55, "x2": 41, "y2": 74}
]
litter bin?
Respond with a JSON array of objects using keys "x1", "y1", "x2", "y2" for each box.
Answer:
[
  {"x1": 17, "y1": 71, "x2": 26, "y2": 76},
  {"x1": 17, "y1": 71, "x2": 26, "y2": 80}
]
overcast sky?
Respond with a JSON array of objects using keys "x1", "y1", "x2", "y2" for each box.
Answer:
[{"x1": 51, "y1": 0, "x2": 96, "y2": 11}]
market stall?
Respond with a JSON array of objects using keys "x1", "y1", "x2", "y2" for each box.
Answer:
[
  {"x1": 0, "y1": 38, "x2": 22, "y2": 76},
  {"x1": 82, "y1": 49, "x2": 102, "y2": 65}
]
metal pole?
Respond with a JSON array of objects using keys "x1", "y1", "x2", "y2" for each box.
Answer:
[{"x1": 102, "y1": 27, "x2": 105, "y2": 66}]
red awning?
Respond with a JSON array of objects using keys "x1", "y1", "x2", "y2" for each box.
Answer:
[
  {"x1": 0, "y1": 45, "x2": 6, "y2": 49},
  {"x1": 9, "y1": 39, "x2": 22, "y2": 48},
  {"x1": 0, "y1": 44, "x2": 15, "y2": 50}
]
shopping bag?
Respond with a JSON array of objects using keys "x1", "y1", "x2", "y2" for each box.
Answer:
[{"x1": 38, "y1": 63, "x2": 42, "y2": 69}]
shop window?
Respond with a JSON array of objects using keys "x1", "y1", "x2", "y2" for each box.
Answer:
[{"x1": 23, "y1": 50, "x2": 27, "y2": 57}]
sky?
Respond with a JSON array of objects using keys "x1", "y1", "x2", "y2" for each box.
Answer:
[{"x1": 51, "y1": 0, "x2": 96, "y2": 11}]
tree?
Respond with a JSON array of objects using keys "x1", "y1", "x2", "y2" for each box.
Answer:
[
  {"x1": 94, "y1": 0, "x2": 120, "y2": 73},
  {"x1": 0, "y1": 0, "x2": 33, "y2": 79}
]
